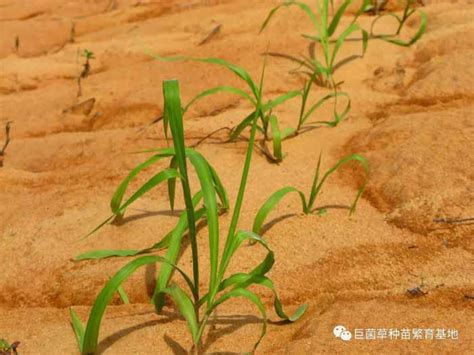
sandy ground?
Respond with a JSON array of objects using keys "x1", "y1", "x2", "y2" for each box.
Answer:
[{"x1": 0, "y1": 0, "x2": 473, "y2": 353}]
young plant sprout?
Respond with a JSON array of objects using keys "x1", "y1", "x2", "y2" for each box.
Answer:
[
  {"x1": 70, "y1": 78, "x2": 306, "y2": 354},
  {"x1": 260, "y1": 0, "x2": 426, "y2": 88},
  {"x1": 77, "y1": 49, "x2": 95, "y2": 97},
  {"x1": 0, "y1": 339, "x2": 20, "y2": 355},
  {"x1": 145, "y1": 53, "x2": 352, "y2": 163},
  {"x1": 252, "y1": 153, "x2": 369, "y2": 236}
]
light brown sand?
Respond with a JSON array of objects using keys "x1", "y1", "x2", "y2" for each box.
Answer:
[{"x1": 0, "y1": 0, "x2": 473, "y2": 353}]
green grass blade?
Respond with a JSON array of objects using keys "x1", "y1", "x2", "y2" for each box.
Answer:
[
  {"x1": 259, "y1": 3, "x2": 285, "y2": 33},
  {"x1": 220, "y1": 273, "x2": 307, "y2": 322},
  {"x1": 370, "y1": 12, "x2": 402, "y2": 37},
  {"x1": 187, "y1": 150, "x2": 220, "y2": 305},
  {"x1": 76, "y1": 248, "x2": 151, "y2": 260},
  {"x1": 168, "y1": 156, "x2": 178, "y2": 212},
  {"x1": 209, "y1": 163, "x2": 229, "y2": 210},
  {"x1": 269, "y1": 115, "x2": 283, "y2": 162},
  {"x1": 380, "y1": 11, "x2": 427, "y2": 47},
  {"x1": 213, "y1": 231, "x2": 307, "y2": 323},
  {"x1": 328, "y1": 0, "x2": 352, "y2": 36},
  {"x1": 184, "y1": 86, "x2": 255, "y2": 113},
  {"x1": 81, "y1": 214, "x2": 115, "y2": 240},
  {"x1": 118, "y1": 168, "x2": 180, "y2": 213},
  {"x1": 308, "y1": 153, "x2": 322, "y2": 208},
  {"x1": 161, "y1": 284, "x2": 199, "y2": 344},
  {"x1": 252, "y1": 187, "x2": 307, "y2": 235},
  {"x1": 260, "y1": 1, "x2": 319, "y2": 33},
  {"x1": 361, "y1": 28, "x2": 369, "y2": 55},
  {"x1": 281, "y1": 127, "x2": 296, "y2": 140},
  {"x1": 163, "y1": 80, "x2": 201, "y2": 303},
  {"x1": 217, "y1": 230, "x2": 272, "y2": 285},
  {"x1": 262, "y1": 90, "x2": 301, "y2": 112},
  {"x1": 301, "y1": 91, "x2": 350, "y2": 126},
  {"x1": 331, "y1": 23, "x2": 360, "y2": 67},
  {"x1": 116, "y1": 284, "x2": 130, "y2": 304},
  {"x1": 77, "y1": 205, "x2": 206, "y2": 262},
  {"x1": 208, "y1": 288, "x2": 267, "y2": 352},
  {"x1": 229, "y1": 111, "x2": 255, "y2": 140},
  {"x1": 152, "y1": 207, "x2": 206, "y2": 311},
  {"x1": 145, "y1": 53, "x2": 259, "y2": 99},
  {"x1": 81, "y1": 255, "x2": 193, "y2": 354},
  {"x1": 110, "y1": 151, "x2": 173, "y2": 214},
  {"x1": 69, "y1": 308, "x2": 85, "y2": 354},
  {"x1": 308, "y1": 153, "x2": 369, "y2": 214}
]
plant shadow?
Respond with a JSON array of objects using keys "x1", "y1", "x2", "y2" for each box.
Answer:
[
  {"x1": 112, "y1": 208, "x2": 185, "y2": 225},
  {"x1": 97, "y1": 311, "x2": 263, "y2": 354},
  {"x1": 97, "y1": 310, "x2": 178, "y2": 354},
  {"x1": 260, "y1": 204, "x2": 351, "y2": 235}
]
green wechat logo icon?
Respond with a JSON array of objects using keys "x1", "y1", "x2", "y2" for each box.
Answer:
[{"x1": 334, "y1": 325, "x2": 352, "y2": 341}]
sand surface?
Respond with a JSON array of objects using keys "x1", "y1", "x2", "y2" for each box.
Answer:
[{"x1": 0, "y1": 0, "x2": 473, "y2": 353}]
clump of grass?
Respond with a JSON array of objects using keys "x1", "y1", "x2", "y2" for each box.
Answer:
[
  {"x1": 146, "y1": 52, "x2": 351, "y2": 163},
  {"x1": 252, "y1": 153, "x2": 369, "y2": 236},
  {"x1": 260, "y1": 0, "x2": 426, "y2": 88},
  {"x1": 70, "y1": 76, "x2": 306, "y2": 354}
]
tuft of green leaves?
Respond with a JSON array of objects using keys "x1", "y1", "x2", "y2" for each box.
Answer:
[
  {"x1": 260, "y1": 0, "x2": 426, "y2": 87},
  {"x1": 252, "y1": 153, "x2": 369, "y2": 236},
  {"x1": 70, "y1": 79, "x2": 306, "y2": 354}
]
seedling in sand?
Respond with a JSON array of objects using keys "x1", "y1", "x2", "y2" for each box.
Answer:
[
  {"x1": 252, "y1": 153, "x2": 369, "y2": 236},
  {"x1": 260, "y1": 0, "x2": 426, "y2": 88},
  {"x1": 148, "y1": 52, "x2": 349, "y2": 162},
  {"x1": 77, "y1": 49, "x2": 95, "y2": 97},
  {"x1": 70, "y1": 78, "x2": 306, "y2": 354},
  {"x1": 0, "y1": 339, "x2": 19, "y2": 355}
]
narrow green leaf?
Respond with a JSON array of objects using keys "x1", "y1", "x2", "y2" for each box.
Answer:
[
  {"x1": 81, "y1": 255, "x2": 193, "y2": 355},
  {"x1": 110, "y1": 152, "x2": 172, "y2": 214},
  {"x1": 260, "y1": 1, "x2": 319, "y2": 34},
  {"x1": 145, "y1": 53, "x2": 259, "y2": 98},
  {"x1": 229, "y1": 111, "x2": 255, "y2": 140},
  {"x1": 380, "y1": 11, "x2": 427, "y2": 47},
  {"x1": 69, "y1": 308, "x2": 85, "y2": 354},
  {"x1": 262, "y1": 90, "x2": 301, "y2": 112},
  {"x1": 161, "y1": 284, "x2": 199, "y2": 343},
  {"x1": 208, "y1": 288, "x2": 267, "y2": 351},
  {"x1": 301, "y1": 91, "x2": 350, "y2": 126},
  {"x1": 252, "y1": 187, "x2": 307, "y2": 235},
  {"x1": 269, "y1": 115, "x2": 283, "y2": 162},
  {"x1": 328, "y1": 0, "x2": 352, "y2": 36},
  {"x1": 331, "y1": 23, "x2": 360, "y2": 67},
  {"x1": 184, "y1": 85, "x2": 255, "y2": 113},
  {"x1": 168, "y1": 156, "x2": 178, "y2": 212},
  {"x1": 118, "y1": 168, "x2": 180, "y2": 213},
  {"x1": 308, "y1": 153, "x2": 369, "y2": 214},
  {"x1": 117, "y1": 284, "x2": 130, "y2": 304}
]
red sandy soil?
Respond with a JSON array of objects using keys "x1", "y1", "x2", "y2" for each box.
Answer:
[{"x1": 0, "y1": 0, "x2": 473, "y2": 353}]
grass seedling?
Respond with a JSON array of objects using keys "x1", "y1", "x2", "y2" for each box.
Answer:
[
  {"x1": 260, "y1": 0, "x2": 426, "y2": 88},
  {"x1": 70, "y1": 78, "x2": 306, "y2": 354},
  {"x1": 77, "y1": 49, "x2": 95, "y2": 97},
  {"x1": 252, "y1": 153, "x2": 369, "y2": 236},
  {"x1": 0, "y1": 339, "x2": 20, "y2": 355},
  {"x1": 141, "y1": 50, "x2": 304, "y2": 163},
  {"x1": 294, "y1": 71, "x2": 351, "y2": 133},
  {"x1": 146, "y1": 51, "x2": 353, "y2": 162}
]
